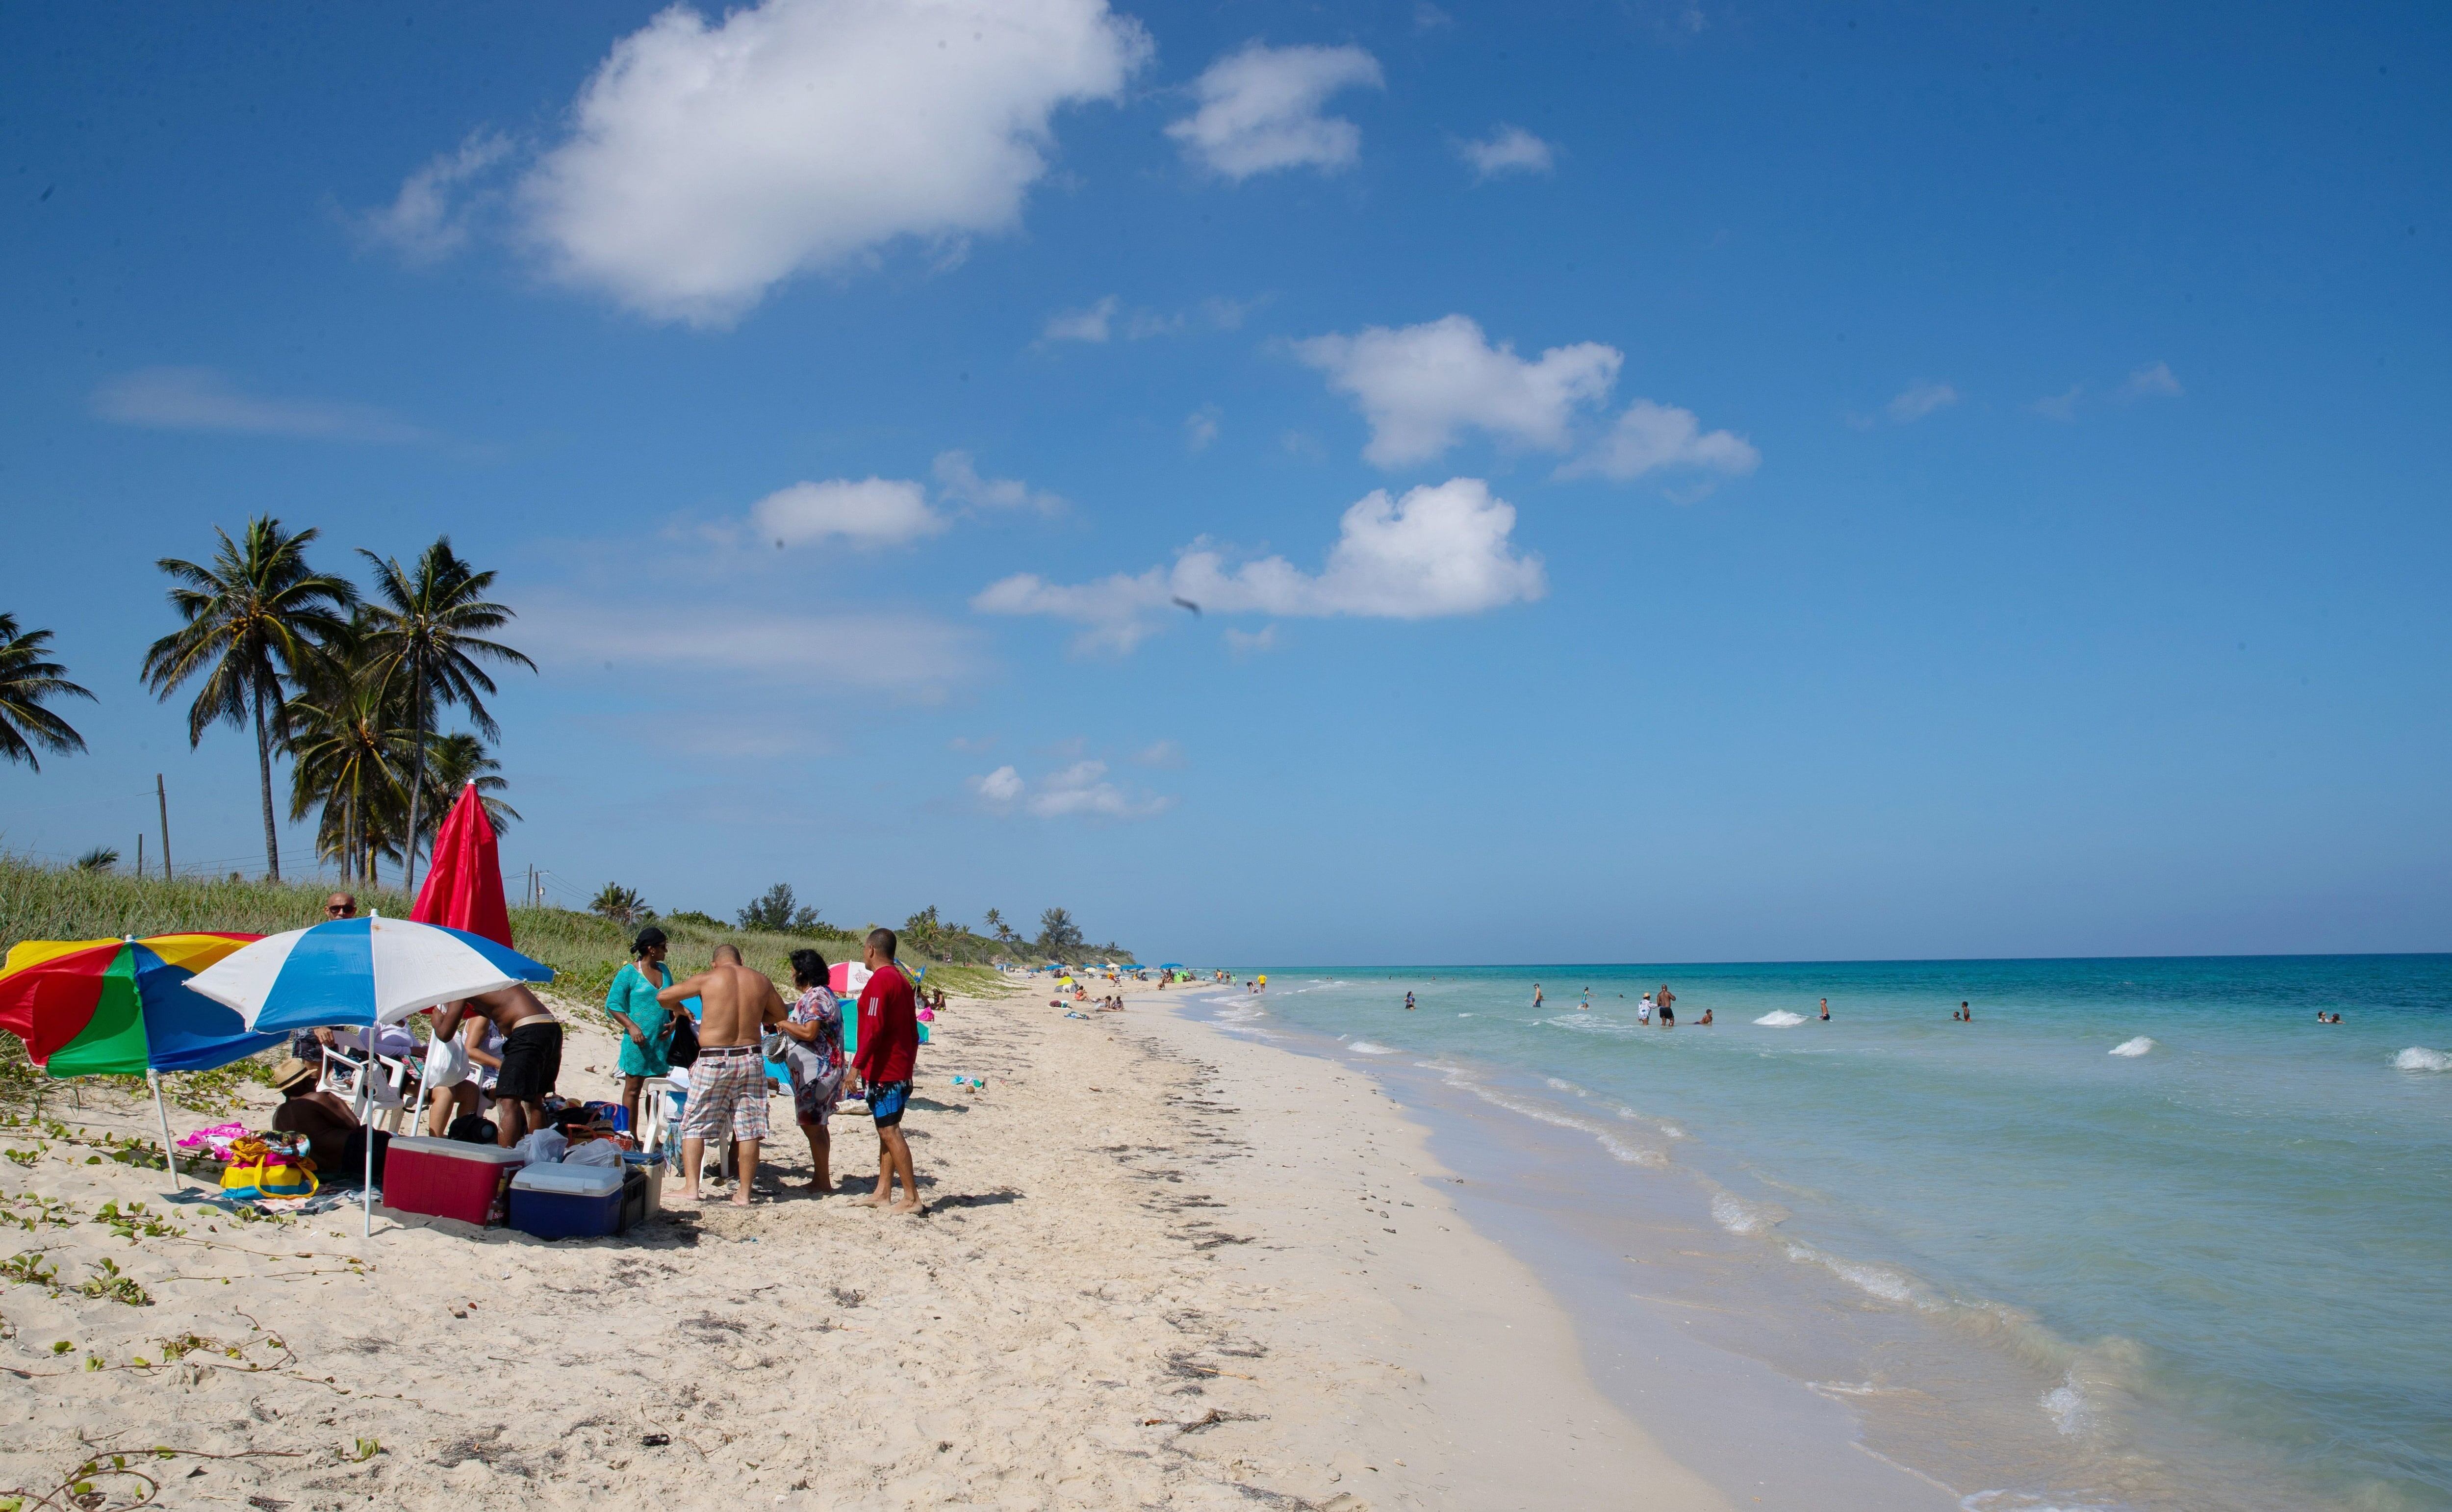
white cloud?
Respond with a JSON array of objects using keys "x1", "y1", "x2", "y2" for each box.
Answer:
[
  {"x1": 1295, "y1": 314, "x2": 1621, "y2": 466},
  {"x1": 1131, "y1": 739, "x2": 1186, "y2": 769},
  {"x1": 1043, "y1": 295, "x2": 1117, "y2": 342},
  {"x1": 973, "y1": 477, "x2": 1544, "y2": 652},
  {"x1": 1560, "y1": 399, "x2": 1760, "y2": 482},
  {"x1": 507, "y1": 0, "x2": 1150, "y2": 327},
  {"x1": 90, "y1": 368, "x2": 431, "y2": 444},
  {"x1": 1886, "y1": 381, "x2": 1958, "y2": 423},
  {"x1": 969, "y1": 765, "x2": 1025, "y2": 804},
  {"x1": 1224, "y1": 624, "x2": 1281, "y2": 655},
  {"x1": 1185, "y1": 404, "x2": 1222, "y2": 452},
  {"x1": 356, "y1": 130, "x2": 513, "y2": 263},
  {"x1": 1456, "y1": 125, "x2": 1555, "y2": 180},
  {"x1": 522, "y1": 593, "x2": 975, "y2": 692},
  {"x1": 751, "y1": 477, "x2": 946, "y2": 547},
  {"x1": 2119, "y1": 361, "x2": 2184, "y2": 400},
  {"x1": 969, "y1": 759, "x2": 1172, "y2": 820},
  {"x1": 933, "y1": 451, "x2": 1062, "y2": 513},
  {"x1": 1166, "y1": 42, "x2": 1383, "y2": 179}
]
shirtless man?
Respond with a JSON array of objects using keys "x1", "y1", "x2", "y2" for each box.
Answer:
[
  {"x1": 434, "y1": 983, "x2": 560, "y2": 1149},
  {"x1": 658, "y1": 944, "x2": 787, "y2": 1205}
]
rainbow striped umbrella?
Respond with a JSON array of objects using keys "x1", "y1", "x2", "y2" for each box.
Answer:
[
  {"x1": 0, "y1": 933, "x2": 277, "y2": 1077},
  {"x1": 0, "y1": 933, "x2": 279, "y2": 1193}
]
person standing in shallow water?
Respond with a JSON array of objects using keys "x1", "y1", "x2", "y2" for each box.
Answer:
[
  {"x1": 1819, "y1": 998, "x2": 1831, "y2": 1022},
  {"x1": 1532, "y1": 982, "x2": 1544, "y2": 1009},
  {"x1": 1657, "y1": 985, "x2": 1675, "y2": 1027}
]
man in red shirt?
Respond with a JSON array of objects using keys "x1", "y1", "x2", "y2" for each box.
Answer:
[{"x1": 852, "y1": 926, "x2": 922, "y2": 1213}]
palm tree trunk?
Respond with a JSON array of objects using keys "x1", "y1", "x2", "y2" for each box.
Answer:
[
  {"x1": 402, "y1": 662, "x2": 427, "y2": 897},
  {"x1": 253, "y1": 679, "x2": 281, "y2": 882}
]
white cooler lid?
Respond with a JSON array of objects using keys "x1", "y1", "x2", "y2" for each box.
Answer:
[
  {"x1": 389, "y1": 1136, "x2": 526, "y2": 1167},
  {"x1": 510, "y1": 1163, "x2": 624, "y2": 1196}
]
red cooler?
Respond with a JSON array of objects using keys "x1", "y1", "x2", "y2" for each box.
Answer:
[{"x1": 383, "y1": 1137, "x2": 525, "y2": 1225}]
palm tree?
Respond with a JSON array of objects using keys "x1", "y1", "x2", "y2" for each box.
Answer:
[
  {"x1": 0, "y1": 615, "x2": 95, "y2": 771},
  {"x1": 590, "y1": 884, "x2": 649, "y2": 925},
  {"x1": 142, "y1": 519, "x2": 356, "y2": 881},
  {"x1": 357, "y1": 538, "x2": 533, "y2": 896},
  {"x1": 285, "y1": 641, "x2": 415, "y2": 886},
  {"x1": 419, "y1": 732, "x2": 521, "y2": 844}
]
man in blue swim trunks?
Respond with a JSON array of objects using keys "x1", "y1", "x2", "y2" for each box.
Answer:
[{"x1": 851, "y1": 927, "x2": 922, "y2": 1213}]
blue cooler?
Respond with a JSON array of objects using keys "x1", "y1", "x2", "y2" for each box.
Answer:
[{"x1": 508, "y1": 1162, "x2": 625, "y2": 1239}]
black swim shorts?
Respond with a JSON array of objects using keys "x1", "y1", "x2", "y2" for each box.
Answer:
[{"x1": 494, "y1": 1021, "x2": 563, "y2": 1101}]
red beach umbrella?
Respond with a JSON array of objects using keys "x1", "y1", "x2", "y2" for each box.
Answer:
[{"x1": 411, "y1": 782, "x2": 512, "y2": 948}]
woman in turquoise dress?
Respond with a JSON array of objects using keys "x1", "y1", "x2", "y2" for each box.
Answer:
[{"x1": 606, "y1": 926, "x2": 674, "y2": 1135}]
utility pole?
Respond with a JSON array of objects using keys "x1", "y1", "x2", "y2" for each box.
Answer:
[
  {"x1": 155, "y1": 774, "x2": 172, "y2": 881},
  {"x1": 136, "y1": 834, "x2": 144, "y2": 880}
]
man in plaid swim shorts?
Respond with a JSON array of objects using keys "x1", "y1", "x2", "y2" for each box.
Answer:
[{"x1": 658, "y1": 944, "x2": 787, "y2": 1206}]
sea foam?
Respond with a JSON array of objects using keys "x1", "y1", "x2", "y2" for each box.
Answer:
[
  {"x1": 1347, "y1": 1040, "x2": 1397, "y2": 1055},
  {"x1": 2394, "y1": 1047, "x2": 2452, "y2": 1072},
  {"x1": 2109, "y1": 1036, "x2": 2156, "y2": 1057},
  {"x1": 1755, "y1": 1010, "x2": 1807, "y2": 1026}
]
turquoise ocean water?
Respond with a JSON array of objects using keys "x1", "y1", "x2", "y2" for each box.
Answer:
[{"x1": 1197, "y1": 957, "x2": 2452, "y2": 1511}]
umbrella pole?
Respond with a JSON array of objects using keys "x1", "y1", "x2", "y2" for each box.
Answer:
[
  {"x1": 363, "y1": 1116, "x2": 375, "y2": 1238},
  {"x1": 147, "y1": 1072, "x2": 184, "y2": 1195}
]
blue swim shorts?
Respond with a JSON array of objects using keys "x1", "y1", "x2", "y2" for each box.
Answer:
[{"x1": 868, "y1": 1079, "x2": 912, "y2": 1128}]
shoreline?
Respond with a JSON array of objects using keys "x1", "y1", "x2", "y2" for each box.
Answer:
[{"x1": 0, "y1": 974, "x2": 1732, "y2": 1510}]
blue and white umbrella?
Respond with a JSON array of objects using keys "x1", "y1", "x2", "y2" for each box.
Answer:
[
  {"x1": 184, "y1": 915, "x2": 552, "y2": 1033},
  {"x1": 184, "y1": 915, "x2": 553, "y2": 1237}
]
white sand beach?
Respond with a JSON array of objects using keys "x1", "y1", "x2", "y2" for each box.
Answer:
[{"x1": 0, "y1": 978, "x2": 1730, "y2": 1510}]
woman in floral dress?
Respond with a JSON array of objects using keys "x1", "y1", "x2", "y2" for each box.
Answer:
[{"x1": 775, "y1": 948, "x2": 846, "y2": 1193}]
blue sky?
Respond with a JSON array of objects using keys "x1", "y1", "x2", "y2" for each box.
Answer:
[{"x1": 4, "y1": 0, "x2": 2447, "y2": 963}]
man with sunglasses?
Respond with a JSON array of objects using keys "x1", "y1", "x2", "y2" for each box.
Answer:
[{"x1": 323, "y1": 893, "x2": 357, "y2": 921}]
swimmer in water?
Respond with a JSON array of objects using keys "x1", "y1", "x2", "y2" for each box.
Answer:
[
  {"x1": 1404, "y1": 991, "x2": 1416, "y2": 1011},
  {"x1": 1699, "y1": 1008, "x2": 1713, "y2": 1025},
  {"x1": 1819, "y1": 997, "x2": 1830, "y2": 1022},
  {"x1": 1532, "y1": 982, "x2": 1543, "y2": 1008},
  {"x1": 1580, "y1": 987, "x2": 1591, "y2": 1011}
]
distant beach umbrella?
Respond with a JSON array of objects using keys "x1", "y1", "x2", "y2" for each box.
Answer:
[{"x1": 0, "y1": 932, "x2": 279, "y2": 1190}]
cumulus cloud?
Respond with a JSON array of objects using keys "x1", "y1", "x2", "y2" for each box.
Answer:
[
  {"x1": 1185, "y1": 404, "x2": 1222, "y2": 452},
  {"x1": 91, "y1": 368, "x2": 432, "y2": 445},
  {"x1": 355, "y1": 131, "x2": 513, "y2": 263},
  {"x1": 1167, "y1": 42, "x2": 1383, "y2": 179},
  {"x1": 969, "y1": 765, "x2": 1025, "y2": 803},
  {"x1": 1561, "y1": 399, "x2": 1760, "y2": 482},
  {"x1": 1224, "y1": 624, "x2": 1281, "y2": 655},
  {"x1": 1042, "y1": 295, "x2": 1117, "y2": 342},
  {"x1": 1456, "y1": 125, "x2": 1555, "y2": 180},
  {"x1": 1886, "y1": 381, "x2": 1958, "y2": 423},
  {"x1": 1131, "y1": 739, "x2": 1186, "y2": 769},
  {"x1": 501, "y1": 0, "x2": 1150, "y2": 326},
  {"x1": 2119, "y1": 361, "x2": 2184, "y2": 400},
  {"x1": 969, "y1": 759, "x2": 1172, "y2": 820},
  {"x1": 973, "y1": 476, "x2": 1544, "y2": 652},
  {"x1": 751, "y1": 478, "x2": 945, "y2": 547},
  {"x1": 933, "y1": 451, "x2": 1062, "y2": 513},
  {"x1": 1295, "y1": 315, "x2": 1621, "y2": 466}
]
